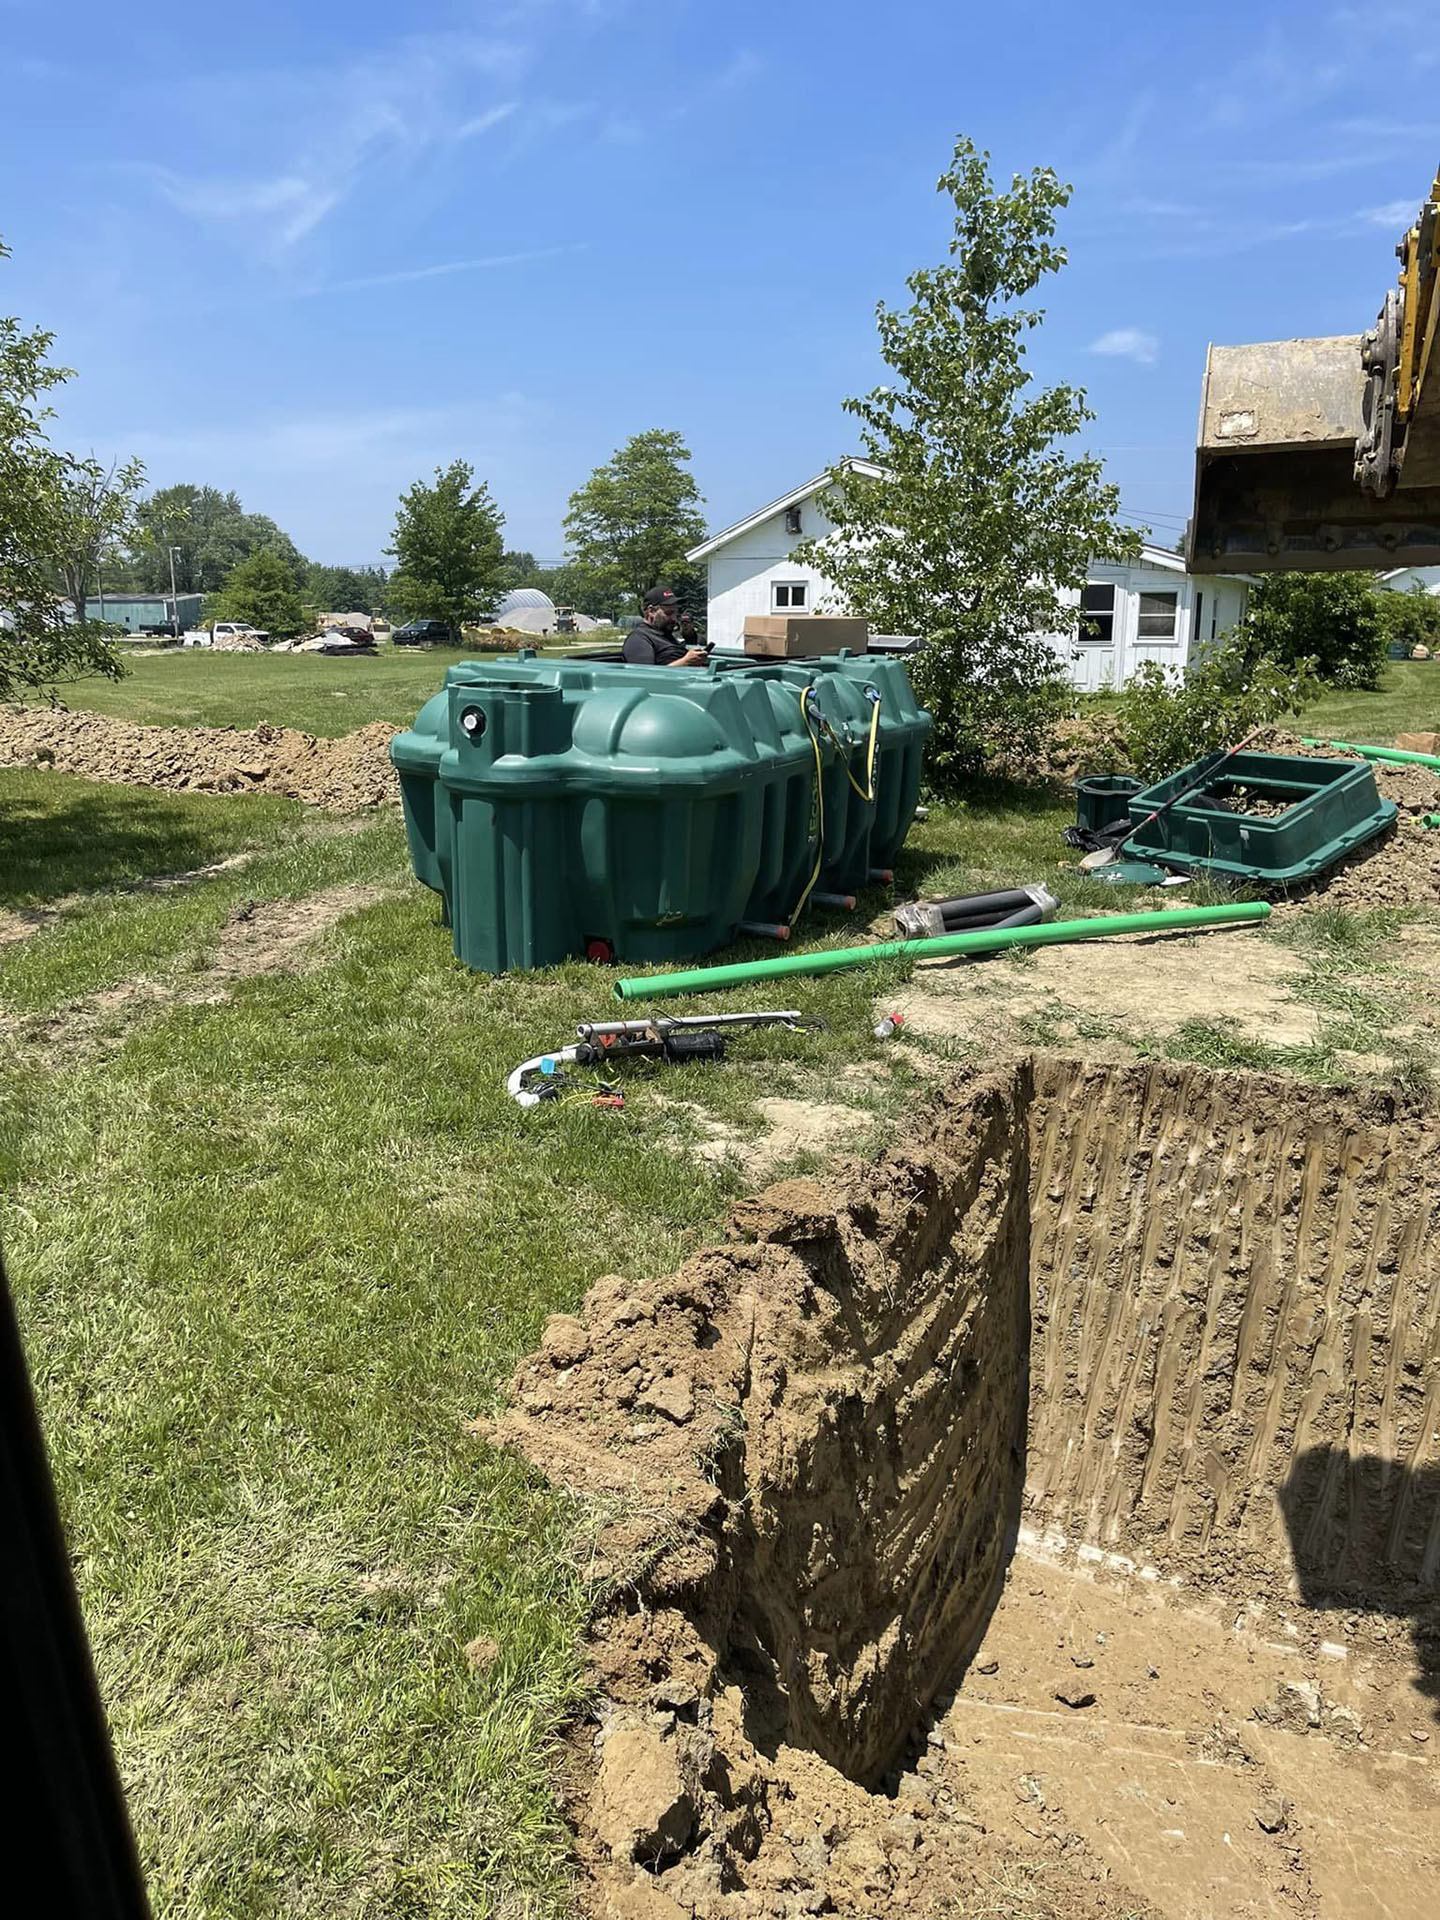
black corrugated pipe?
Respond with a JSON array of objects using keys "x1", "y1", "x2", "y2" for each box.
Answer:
[{"x1": 894, "y1": 885, "x2": 1057, "y2": 941}]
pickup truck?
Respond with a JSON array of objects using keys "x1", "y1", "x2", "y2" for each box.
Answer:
[{"x1": 184, "y1": 623, "x2": 268, "y2": 648}]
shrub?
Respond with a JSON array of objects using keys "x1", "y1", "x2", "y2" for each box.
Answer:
[
  {"x1": 1240, "y1": 573, "x2": 1386, "y2": 690},
  {"x1": 1374, "y1": 584, "x2": 1440, "y2": 654},
  {"x1": 1112, "y1": 642, "x2": 1320, "y2": 781}
]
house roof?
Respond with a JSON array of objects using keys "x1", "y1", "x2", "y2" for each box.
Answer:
[
  {"x1": 686, "y1": 460, "x2": 886, "y2": 561},
  {"x1": 688, "y1": 471, "x2": 1240, "y2": 581}
]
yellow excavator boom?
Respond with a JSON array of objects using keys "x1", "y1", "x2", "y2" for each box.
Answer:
[{"x1": 1188, "y1": 170, "x2": 1440, "y2": 571}]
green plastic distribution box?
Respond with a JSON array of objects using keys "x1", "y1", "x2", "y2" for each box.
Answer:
[
  {"x1": 1124, "y1": 750, "x2": 1396, "y2": 885},
  {"x1": 1074, "y1": 773, "x2": 1142, "y2": 834},
  {"x1": 390, "y1": 649, "x2": 931, "y2": 972}
]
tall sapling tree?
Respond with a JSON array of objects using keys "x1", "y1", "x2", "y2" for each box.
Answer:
[{"x1": 796, "y1": 136, "x2": 1137, "y2": 779}]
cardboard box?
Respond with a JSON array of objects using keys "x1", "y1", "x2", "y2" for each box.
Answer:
[
  {"x1": 742, "y1": 615, "x2": 869, "y2": 658},
  {"x1": 1395, "y1": 732, "x2": 1440, "y2": 755}
]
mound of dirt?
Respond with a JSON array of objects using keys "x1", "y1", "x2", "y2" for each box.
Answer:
[
  {"x1": 498, "y1": 1058, "x2": 1440, "y2": 1919},
  {"x1": 1253, "y1": 731, "x2": 1440, "y2": 907},
  {"x1": 0, "y1": 705, "x2": 399, "y2": 809}
]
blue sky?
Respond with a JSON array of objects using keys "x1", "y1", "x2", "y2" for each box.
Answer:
[{"x1": 2, "y1": 0, "x2": 1436, "y2": 564}]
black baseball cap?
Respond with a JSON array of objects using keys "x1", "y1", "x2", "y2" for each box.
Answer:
[{"x1": 642, "y1": 586, "x2": 679, "y2": 611}]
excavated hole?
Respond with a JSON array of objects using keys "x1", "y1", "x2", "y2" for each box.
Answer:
[{"x1": 503, "y1": 1056, "x2": 1440, "y2": 1918}]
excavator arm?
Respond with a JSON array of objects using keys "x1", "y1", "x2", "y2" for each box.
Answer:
[{"x1": 1189, "y1": 169, "x2": 1440, "y2": 571}]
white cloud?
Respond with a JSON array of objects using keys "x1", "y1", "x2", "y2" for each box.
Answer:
[
  {"x1": 455, "y1": 102, "x2": 520, "y2": 141},
  {"x1": 1089, "y1": 328, "x2": 1159, "y2": 367},
  {"x1": 1357, "y1": 198, "x2": 1419, "y2": 227},
  {"x1": 307, "y1": 243, "x2": 587, "y2": 296},
  {"x1": 712, "y1": 48, "x2": 764, "y2": 91},
  {"x1": 144, "y1": 32, "x2": 529, "y2": 254}
]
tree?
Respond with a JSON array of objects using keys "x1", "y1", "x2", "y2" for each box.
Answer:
[
  {"x1": 305, "y1": 562, "x2": 388, "y2": 614},
  {"x1": 496, "y1": 549, "x2": 539, "y2": 595},
  {"x1": 0, "y1": 238, "x2": 126, "y2": 701},
  {"x1": 1241, "y1": 573, "x2": 1386, "y2": 690},
  {"x1": 207, "y1": 548, "x2": 307, "y2": 638},
  {"x1": 1373, "y1": 582, "x2": 1440, "y2": 654},
  {"x1": 56, "y1": 457, "x2": 147, "y2": 628},
  {"x1": 386, "y1": 461, "x2": 505, "y2": 630},
  {"x1": 128, "y1": 484, "x2": 305, "y2": 594},
  {"x1": 563, "y1": 429, "x2": 707, "y2": 616},
  {"x1": 794, "y1": 137, "x2": 1136, "y2": 779}
]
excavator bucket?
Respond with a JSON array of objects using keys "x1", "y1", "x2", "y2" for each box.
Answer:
[{"x1": 1188, "y1": 171, "x2": 1440, "y2": 573}]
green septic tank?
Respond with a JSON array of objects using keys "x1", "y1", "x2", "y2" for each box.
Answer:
[
  {"x1": 713, "y1": 651, "x2": 932, "y2": 887},
  {"x1": 390, "y1": 650, "x2": 931, "y2": 972}
]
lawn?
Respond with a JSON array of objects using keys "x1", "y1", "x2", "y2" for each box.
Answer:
[
  {"x1": 1294, "y1": 658, "x2": 1440, "y2": 743},
  {"x1": 60, "y1": 643, "x2": 493, "y2": 736},
  {"x1": 0, "y1": 768, "x2": 961, "y2": 1920}
]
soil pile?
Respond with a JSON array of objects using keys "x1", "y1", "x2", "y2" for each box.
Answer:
[
  {"x1": 1254, "y1": 730, "x2": 1440, "y2": 907},
  {"x1": 0, "y1": 706, "x2": 399, "y2": 809},
  {"x1": 498, "y1": 1058, "x2": 1440, "y2": 1919}
]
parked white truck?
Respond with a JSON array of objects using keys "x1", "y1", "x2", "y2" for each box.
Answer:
[{"x1": 182, "y1": 623, "x2": 269, "y2": 650}]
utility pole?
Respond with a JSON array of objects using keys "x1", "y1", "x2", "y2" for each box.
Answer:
[{"x1": 168, "y1": 545, "x2": 181, "y2": 639}]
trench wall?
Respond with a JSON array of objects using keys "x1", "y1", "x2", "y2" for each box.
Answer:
[
  {"x1": 501, "y1": 1057, "x2": 1440, "y2": 1808},
  {"x1": 1026, "y1": 1058, "x2": 1440, "y2": 1600}
]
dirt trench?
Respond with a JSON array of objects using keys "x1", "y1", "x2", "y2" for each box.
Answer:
[{"x1": 498, "y1": 1057, "x2": 1440, "y2": 1920}]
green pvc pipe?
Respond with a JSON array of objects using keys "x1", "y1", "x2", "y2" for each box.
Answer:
[
  {"x1": 613, "y1": 901, "x2": 1272, "y2": 1002},
  {"x1": 1301, "y1": 736, "x2": 1440, "y2": 772}
]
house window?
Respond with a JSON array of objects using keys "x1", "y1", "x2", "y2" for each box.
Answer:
[
  {"x1": 1076, "y1": 583, "x2": 1115, "y2": 643},
  {"x1": 1137, "y1": 590, "x2": 1180, "y2": 641},
  {"x1": 784, "y1": 505, "x2": 803, "y2": 535},
  {"x1": 772, "y1": 581, "x2": 808, "y2": 611}
]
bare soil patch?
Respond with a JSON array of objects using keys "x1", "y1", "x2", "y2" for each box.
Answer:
[
  {"x1": 6, "y1": 883, "x2": 388, "y2": 1064},
  {"x1": 0, "y1": 705, "x2": 399, "y2": 810},
  {"x1": 675, "y1": 1097, "x2": 877, "y2": 1182},
  {"x1": 894, "y1": 924, "x2": 1319, "y2": 1053},
  {"x1": 498, "y1": 1059, "x2": 1440, "y2": 1919}
]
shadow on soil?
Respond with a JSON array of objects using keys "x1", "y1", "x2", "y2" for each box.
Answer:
[{"x1": 1280, "y1": 1448, "x2": 1440, "y2": 1723}]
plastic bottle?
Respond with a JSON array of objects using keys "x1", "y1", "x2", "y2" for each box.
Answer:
[{"x1": 872, "y1": 1012, "x2": 905, "y2": 1040}]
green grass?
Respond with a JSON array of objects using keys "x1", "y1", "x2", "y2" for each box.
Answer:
[
  {"x1": 59, "y1": 649, "x2": 1440, "y2": 752},
  {"x1": 0, "y1": 782, "x2": 934, "y2": 1920},
  {"x1": 60, "y1": 639, "x2": 606, "y2": 737},
  {"x1": 55, "y1": 645, "x2": 465, "y2": 736},
  {"x1": 1300, "y1": 660, "x2": 1440, "y2": 744},
  {"x1": 1080, "y1": 659, "x2": 1440, "y2": 751},
  {"x1": 0, "y1": 768, "x2": 304, "y2": 908}
]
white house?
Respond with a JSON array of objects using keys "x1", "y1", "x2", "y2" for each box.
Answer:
[
  {"x1": 687, "y1": 465, "x2": 1250, "y2": 691},
  {"x1": 1379, "y1": 566, "x2": 1440, "y2": 596}
]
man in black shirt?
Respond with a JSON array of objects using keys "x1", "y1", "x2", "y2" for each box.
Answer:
[{"x1": 622, "y1": 586, "x2": 707, "y2": 666}]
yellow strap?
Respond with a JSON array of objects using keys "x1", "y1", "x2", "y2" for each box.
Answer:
[
  {"x1": 789, "y1": 692, "x2": 827, "y2": 924},
  {"x1": 838, "y1": 697, "x2": 882, "y2": 802}
]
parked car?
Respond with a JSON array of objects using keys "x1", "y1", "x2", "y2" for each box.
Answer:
[{"x1": 393, "y1": 618, "x2": 455, "y2": 647}]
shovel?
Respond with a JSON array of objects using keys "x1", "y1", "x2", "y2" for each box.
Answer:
[{"x1": 1082, "y1": 727, "x2": 1268, "y2": 879}]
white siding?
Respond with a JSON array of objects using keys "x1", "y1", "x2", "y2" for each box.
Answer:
[
  {"x1": 1038, "y1": 561, "x2": 1247, "y2": 692},
  {"x1": 1381, "y1": 566, "x2": 1440, "y2": 596},
  {"x1": 704, "y1": 495, "x2": 846, "y2": 650},
  {"x1": 696, "y1": 480, "x2": 1250, "y2": 687}
]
